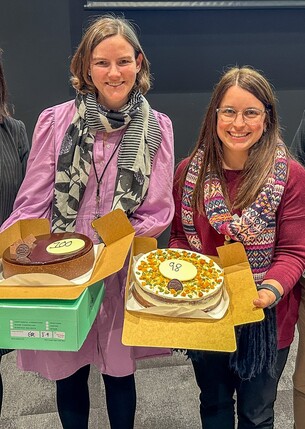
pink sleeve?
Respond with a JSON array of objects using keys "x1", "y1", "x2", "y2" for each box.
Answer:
[
  {"x1": 0, "y1": 108, "x2": 57, "y2": 231},
  {"x1": 265, "y1": 160, "x2": 305, "y2": 294},
  {"x1": 129, "y1": 111, "x2": 175, "y2": 238}
]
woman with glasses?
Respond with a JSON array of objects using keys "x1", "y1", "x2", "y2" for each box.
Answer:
[{"x1": 169, "y1": 66, "x2": 305, "y2": 428}]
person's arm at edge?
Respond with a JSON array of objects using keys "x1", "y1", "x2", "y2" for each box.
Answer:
[
  {"x1": 290, "y1": 110, "x2": 305, "y2": 165},
  {"x1": 0, "y1": 108, "x2": 57, "y2": 231}
]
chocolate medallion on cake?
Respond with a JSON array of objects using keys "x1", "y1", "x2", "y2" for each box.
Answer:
[
  {"x1": 167, "y1": 279, "x2": 183, "y2": 292},
  {"x1": 16, "y1": 243, "x2": 31, "y2": 260}
]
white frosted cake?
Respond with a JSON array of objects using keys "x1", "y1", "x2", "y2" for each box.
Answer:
[{"x1": 133, "y1": 248, "x2": 224, "y2": 311}]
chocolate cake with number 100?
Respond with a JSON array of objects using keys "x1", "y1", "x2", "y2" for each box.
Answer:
[{"x1": 2, "y1": 232, "x2": 95, "y2": 280}]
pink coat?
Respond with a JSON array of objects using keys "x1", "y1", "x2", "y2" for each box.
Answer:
[{"x1": 1, "y1": 100, "x2": 175, "y2": 379}]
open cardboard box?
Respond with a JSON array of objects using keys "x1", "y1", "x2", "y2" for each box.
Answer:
[
  {"x1": 122, "y1": 239, "x2": 264, "y2": 352},
  {"x1": 0, "y1": 209, "x2": 135, "y2": 351}
]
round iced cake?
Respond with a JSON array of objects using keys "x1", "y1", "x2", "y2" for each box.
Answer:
[
  {"x1": 2, "y1": 232, "x2": 94, "y2": 280},
  {"x1": 133, "y1": 248, "x2": 224, "y2": 310}
]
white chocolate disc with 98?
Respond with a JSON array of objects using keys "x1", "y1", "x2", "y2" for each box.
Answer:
[
  {"x1": 159, "y1": 259, "x2": 197, "y2": 281},
  {"x1": 46, "y1": 238, "x2": 85, "y2": 255}
]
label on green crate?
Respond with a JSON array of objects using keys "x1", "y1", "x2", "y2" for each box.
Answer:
[{"x1": 9, "y1": 319, "x2": 66, "y2": 340}]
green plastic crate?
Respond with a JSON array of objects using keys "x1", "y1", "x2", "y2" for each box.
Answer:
[{"x1": 0, "y1": 281, "x2": 104, "y2": 351}]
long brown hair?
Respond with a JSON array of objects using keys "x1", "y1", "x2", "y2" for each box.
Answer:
[
  {"x1": 182, "y1": 66, "x2": 287, "y2": 213},
  {"x1": 70, "y1": 14, "x2": 151, "y2": 96},
  {"x1": 0, "y1": 50, "x2": 9, "y2": 122}
]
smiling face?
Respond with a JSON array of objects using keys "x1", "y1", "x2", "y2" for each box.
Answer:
[
  {"x1": 217, "y1": 85, "x2": 266, "y2": 169},
  {"x1": 89, "y1": 34, "x2": 143, "y2": 110}
]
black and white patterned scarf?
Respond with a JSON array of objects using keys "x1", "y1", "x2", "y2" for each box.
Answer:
[{"x1": 51, "y1": 91, "x2": 162, "y2": 232}]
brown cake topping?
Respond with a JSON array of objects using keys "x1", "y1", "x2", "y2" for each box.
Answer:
[
  {"x1": 167, "y1": 279, "x2": 183, "y2": 292},
  {"x1": 10, "y1": 234, "x2": 37, "y2": 261},
  {"x1": 2, "y1": 232, "x2": 94, "y2": 280}
]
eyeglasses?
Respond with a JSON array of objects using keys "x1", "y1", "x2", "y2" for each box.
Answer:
[{"x1": 216, "y1": 107, "x2": 266, "y2": 125}]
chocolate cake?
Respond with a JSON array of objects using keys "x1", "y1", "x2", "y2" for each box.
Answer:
[{"x1": 2, "y1": 232, "x2": 94, "y2": 280}]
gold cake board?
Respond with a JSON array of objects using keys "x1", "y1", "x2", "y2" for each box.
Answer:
[{"x1": 122, "y1": 239, "x2": 264, "y2": 352}]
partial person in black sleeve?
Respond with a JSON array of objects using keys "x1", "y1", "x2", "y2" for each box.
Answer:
[
  {"x1": 0, "y1": 49, "x2": 30, "y2": 412},
  {"x1": 290, "y1": 110, "x2": 305, "y2": 429}
]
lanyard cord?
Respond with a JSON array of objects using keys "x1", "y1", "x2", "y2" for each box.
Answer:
[{"x1": 92, "y1": 137, "x2": 121, "y2": 218}]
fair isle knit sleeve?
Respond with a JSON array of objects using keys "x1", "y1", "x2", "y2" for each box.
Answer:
[{"x1": 264, "y1": 159, "x2": 305, "y2": 295}]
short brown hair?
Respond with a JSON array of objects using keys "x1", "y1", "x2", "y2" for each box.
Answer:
[{"x1": 70, "y1": 15, "x2": 151, "y2": 95}]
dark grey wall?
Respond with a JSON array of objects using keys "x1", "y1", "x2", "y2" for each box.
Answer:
[
  {"x1": 71, "y1": 2, "x2": 305, "y2": 161},
  {"x1": 0, "y1": 0, "x2": 72, "y2": 137},
  {"x1": 1, "y1": 0, "x2": 304, "y2": 151}
]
